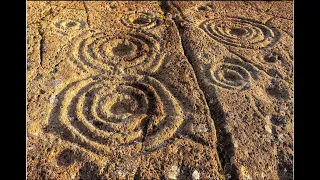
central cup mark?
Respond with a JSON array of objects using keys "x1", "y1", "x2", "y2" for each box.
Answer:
[
  {"x1": 66, "y1": 22, "x2": 77, "y2": 27},
  {"x1": 229, "y1": 28, "x2": 246, "y2": 36},
  {"x1": 110, "y1": 99, "x2": 137, "y2": 115},
  {"x1": 133, "y1": 16, "x2": 150, "y2": 24},
  {"x1": 112, "y1": 42, "x2": 134, "y2": 57}
]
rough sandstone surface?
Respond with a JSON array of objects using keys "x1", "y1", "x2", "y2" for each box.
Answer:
[
  {"x1": 166, "y1": 1, "x2": 293, "y2": 180},
  {"x1": 27, "y1": 1, "x2": 293, "y2": 180}
]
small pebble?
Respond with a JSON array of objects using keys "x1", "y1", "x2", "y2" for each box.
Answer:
[
  {"x1": 265, "y1": 115, "x2": 271, "y2": 121},
  {"x1": 51, "y1": 79, "x2": 62, "y2": 88},
  {"x1": 195, "y1": 124, "x2": 208, "y2": 133},
  {"x1": 233, "y1": 140, "x2": 238, "y2": 148},
  {"x1": 49, "y1": 95, "x2": 59, "y2": 107},
  {"x1": 244, "y1": 83, "x2": 250, "y2": 89},
  {"x1": 228, "y1": 113, "x2": 235, "y2": 119},
  {"x1": 265, "y1": 125, "x2": 272, "y2": 134},
  {"x1": 192, "y1": 170, "x2": 200, "y2": 180},
  {"x1": 168, "y1": 166, "x2": 180, "y2": 180},
  {"x1": 115, "y1": 170, "x2": 125, "y2": 178},
  {"x1": 68, "y1": 116, "x2": 75, "y2": 122}
]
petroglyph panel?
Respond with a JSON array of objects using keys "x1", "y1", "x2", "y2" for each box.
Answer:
[
  {"x1": 120, "y1": 11, "x2": 163, "y2": 30},
  {"x1": 27, "y1": 1, "x2": 224, "y2": 179},
  {"x1": 200, "y1": 17, "x2": 278, "y2": 49},
  {"x1": 48, "y1": 74, "x2": 184, "y2": 153},
  {"x1": 168, "y1": 1, "x2": 293, "y2": 179},
  {"x1": 63, "y1": 30, "x2": 163, "y2": 75},
  {"x1": 27, "y1": 1, "x2": 293, "y2": 179}
]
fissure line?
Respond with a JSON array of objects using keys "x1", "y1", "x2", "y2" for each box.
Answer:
[{"x1": 159, "y1": 1, "x2": 239, "y2": 179}]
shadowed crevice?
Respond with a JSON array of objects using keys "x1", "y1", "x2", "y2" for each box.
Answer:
[
  {"x1": 82, "y1": 1, "x2": 91, "y2": 29},
  {"x1": 161, "y1": 1, "x2": 239, "y2": 179},
  {"x1": 37, "y1": 22, "x2": 44, "y2": 66}
]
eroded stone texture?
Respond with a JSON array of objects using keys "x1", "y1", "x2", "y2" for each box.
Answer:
[
  {"x1": 27, "y1": 1, "x2": 224, "y2": 179},
  {"x1": 27, "y1": 1, "x2": 293, "y2": 180},
  {"x1": 167, "y1": 1, "x2": 293, "y2": 180}
]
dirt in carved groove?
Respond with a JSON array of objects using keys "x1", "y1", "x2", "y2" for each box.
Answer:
[{"x1": 27, "y1": 1, "x2": 293, "y2": 180}]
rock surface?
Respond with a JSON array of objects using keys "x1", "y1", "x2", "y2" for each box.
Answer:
[{"x1": 27, "y1": 1, "x2": 293, "y2": 180}]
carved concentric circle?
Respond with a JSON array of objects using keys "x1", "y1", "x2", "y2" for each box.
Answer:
[
  {"x1": 49, "y1": 75, "x2": 183, "y2": 153},
  {"x1": 54, "y1": 19, "x2": 86, "y2": 30},
  {"x1": 208, "y1": 57, "x2": 259, "y2": 90},
  {"x1": 120, "y1": 12, "x2": 161, "y2": 30},
  {"x1": 67, "y1": 30, "x2": 163, "y2": 74},
  {"x1": 200, "y1": 17, "x2": 278, "y2": 49},
  {"x1": 52, "y1": 19, "x2": 87, "y2": 37}
]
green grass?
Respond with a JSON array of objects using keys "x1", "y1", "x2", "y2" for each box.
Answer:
[
  {"x1": 82, "y1": 1, "x2": 89, "y2": 18},
  {"x1": 157, "y1": 1, "x2": 165, "y2": 19},
  {"x1": 37, "y1": 21, "x2": 42, "y2": 32},
  {"x1": 286, "y1": 79, "x2": 293, "y2": 85}
]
